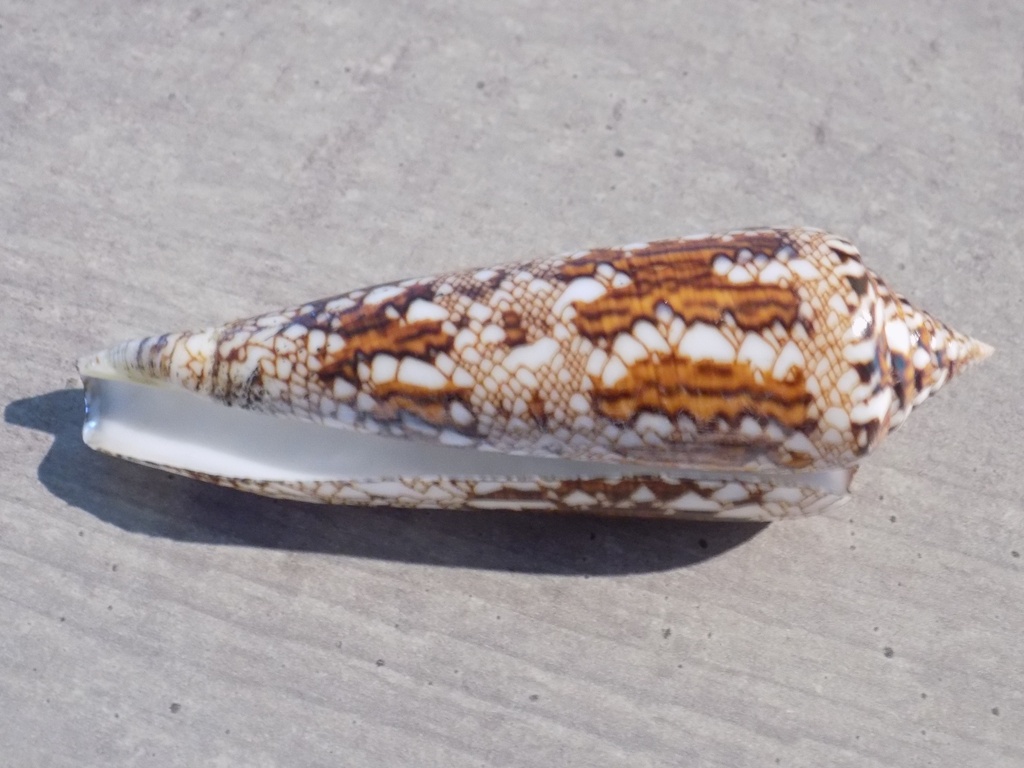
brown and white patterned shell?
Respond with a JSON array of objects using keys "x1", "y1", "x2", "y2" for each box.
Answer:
[{"x1": 79, "y1": 227, "x2": 991, "y2": 520}]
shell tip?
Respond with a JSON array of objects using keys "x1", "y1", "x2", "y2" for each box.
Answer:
[
  {"x1": 967, "y1": 337, "x2": 995, "y2": 365},
  {"x1": 949, "y1": 333, "x2": 994, "y2": 378}
]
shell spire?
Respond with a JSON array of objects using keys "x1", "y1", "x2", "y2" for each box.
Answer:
[{"x1": 878, "y1": 287, "x2": 993, "y2": 433}]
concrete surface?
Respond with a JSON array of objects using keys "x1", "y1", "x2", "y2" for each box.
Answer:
[{"x1": 2, "y1": 2, "x2": 1022, "y2": 766}]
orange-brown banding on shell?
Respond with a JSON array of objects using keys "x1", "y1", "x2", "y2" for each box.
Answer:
[
  {"x1": 319, "y1": 320, "x2": 453, "y2": 383},
  {"x1": 501, "y1": 309, "x2": 530, "y2": 347},
  {"x1": 306, "y1": 287, "x2": 474, "y2": 427},
  {"x1": 459, "y1": 476, "x2": 771, "y2": 512},
  {"x1": 591, "y1": 355, "x2": 813, "y2": 430},
  {"x1": 362, "y1": 379, "x2": 471, "y2": 429},
  {"x1": 526, "y1": 394, "x2": 548, "y2": 427},
  {"x1": 558, "y1": 239, "x2": 802, "y2": 340},
  {"x1": 560, "y1": 477, "x2": 764, "y2": 507},
  {"x1": 462, "y1": 476, "x2": 700, "y2": 506}
]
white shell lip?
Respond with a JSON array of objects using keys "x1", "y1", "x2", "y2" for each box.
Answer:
[{"x1": 81, "y1": 374, "x2": 630, "y2": 483}]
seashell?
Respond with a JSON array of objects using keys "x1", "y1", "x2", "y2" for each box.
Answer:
[{"x1": 78, "y1": 228, "x2": 992, "y2": 520}]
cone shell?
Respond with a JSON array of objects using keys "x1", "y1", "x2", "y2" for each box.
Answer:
[{"x1": 78, "y1": 228, "x2": 991, "y2": 520}]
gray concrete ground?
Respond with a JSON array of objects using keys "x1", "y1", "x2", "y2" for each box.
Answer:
[{"x1": 2, "y1": 2, "x2": 1022, "y2": 766}]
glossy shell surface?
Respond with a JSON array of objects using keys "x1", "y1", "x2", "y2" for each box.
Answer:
[{"x1": 79, "y1": 227, "x2": 991, "y2": 520}]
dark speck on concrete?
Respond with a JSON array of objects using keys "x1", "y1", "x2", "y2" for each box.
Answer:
[
  {"x1": 170, "y1": 703, "x2": 181, "y2": 714},
  {"x1": 529, "y1": 694, "x2": 539, "y2": 702},
  {"x1": 614, "y1": 148, "x2": 624, "y2": 157},
  {"x1": 883, "y1": 647, "x2": 894, "y2": 658},
  {"x1": 1012, "y1": 551, "x2": 1020, "y2": 558},
  {"x1": 662, "y1": 628, "x2": 671, "y2": 639},
  {"x1": 992, "y1": 707, "x2": 1000, "y2": 716},
  {"x1": 375, "y1": 659, "x2": 385, "y2": 667}
]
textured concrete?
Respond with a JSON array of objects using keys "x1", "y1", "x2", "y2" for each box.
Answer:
[{"x1": 2, "y1": 2, "x2": 1022, "y2": 766}]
